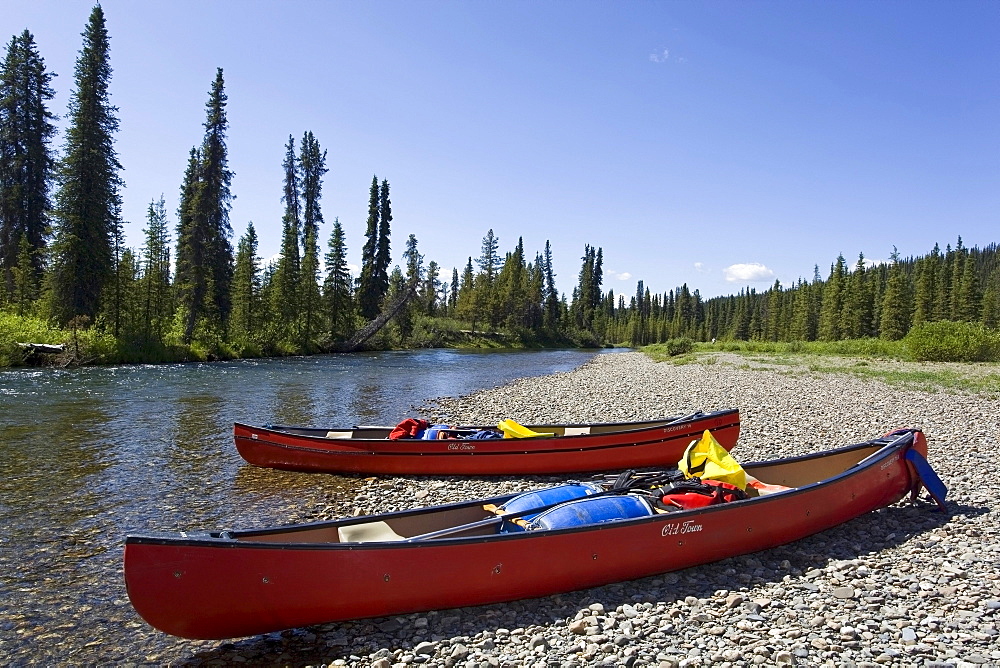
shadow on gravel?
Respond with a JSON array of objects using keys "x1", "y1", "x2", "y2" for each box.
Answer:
[{"x1": 168, "y1": 498, "x2": 980, "y2": 666}]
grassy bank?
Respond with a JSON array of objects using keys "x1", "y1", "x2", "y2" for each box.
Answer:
[{"x1": 642, "y1": 338, "x2": 1000, "y2": 398}]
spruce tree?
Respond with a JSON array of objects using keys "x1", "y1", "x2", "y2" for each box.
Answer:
[
  {"x1": 934, "y1": 244, "x2": 953, "y2": 321},
  {"x1": 818, "y1": 255, "x2": 847, "y2": 341},
  {"x1": 542, "y1": 240, "x2": 559, "y2": 330},
  {"x1": 139, "y1": 196, "x2": 172, "y2": 344},
  {"x1": 476, "y1": 229, "x2": 501, "y2": 327},
  {"x1": 880, "y1": 247, "x2": 911, "y2": 340},
  {"x1": 456, "y1": 256, "x2": 477, "y2": 330},
  {"x1": 271, "y1": 135, "x2": 301, "y2": 340},
  {"x1": 357, "y1": 175, "x2": 381, "y2": 319},
  {"x1": 11, "y1": 233, "x2": 37, "y2": 315},
  {"x1": 174, "y1": 148, "x2": 204, "y2": 337},
  {"x1": 497, "y1": 237, "x2": 528, "y2": 330},
  {"x1": 764, "y1": 280, "x2": 782, "y2": 341},
  {"x1": 0, "y1": 30, "x2": 57, "y2": 292},
  {"x1": 299, "y1": 224, "x2": 321, "y2": 349},
  {"x1": 912, "y1": 244, "x2": 939, "y2": 326},
  {"x1": 323, "y1": 217, "x2": 352, "y2": 340},
  {"x1": 981, "y1": 267, "x2": 1000, "y2": 329},
  {"x1": 956, "y1": 257, "x2": 981, "y2": 322},
  {"x1": 423, "y1": 260, "x2": 440, "y2": 315},
  {"x1": 229, "y1": 222, "x2": 261, "y2": 346},
  {"x1": 298, "y1": 131, "x2": 326, "y2": 345},
  {"x1": 449, "y1": 266, "x2": 459, "y2": 314},
  {"x1": 403, "y1": 233, "x2": 423, "y2": 285},
  {"x1": 840, "y1": 253, "x2": 870, "y2": 338},
  {"x1": 175, "y1": 68, "x2": 234, "y2": 343},
  {"x1": 47, "y1": 6, "x2": 122, "y2": 324},
  {"x1": 375, "y1": 178, "x2": 392, "y2": 300},
  {"x1": 299, "y1": 131, "x2": 326, "y2": 242}
]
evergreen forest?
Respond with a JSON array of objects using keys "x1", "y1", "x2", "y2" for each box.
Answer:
[{"x1": 2, "y1": 7, "x2": 999, "y2": 367}]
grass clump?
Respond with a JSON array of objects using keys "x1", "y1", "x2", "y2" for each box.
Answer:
[{"x1": 643, "y1": 338, "x2": 695, "y2": 361}]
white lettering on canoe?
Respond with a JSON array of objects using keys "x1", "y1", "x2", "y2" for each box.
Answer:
[
  {"x1": 879, "y1": 454, "x2": 900, "y2": 470},
  {"x1": 662, "y1": 520, "x2": 703, "y2": 536},
  {"x1": 447, "y1": 443, "x2": 476, "y2": 451}
]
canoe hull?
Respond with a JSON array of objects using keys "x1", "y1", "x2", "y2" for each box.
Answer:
[
  {"x1": 233, "y1": 410, "x2": 741, "y2": 475},
  {"x1": 125, "y1": 430, "x2": 928, "y2": 640}
]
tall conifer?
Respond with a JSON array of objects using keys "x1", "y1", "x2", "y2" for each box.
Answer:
[
  {"x1": 229, "y1": 222, "x2": 260, "y2": 345},
  {"x1": 357, "y1": 175, "x2": 381, "y2": 319},
  {"x1": 542, "y1": 240, "x2": 559, "y2": 330},
  {"x1": 323, "y1": 217, "x2": 352, "y2": 339},
  {"x1": 375, "y1": 178, "x2": 392, "y2": 300},
  {"x1": 139, "y1": 196, "x2": 172, "y2": 344},
  {"x1": 0, "y1": 30, "x2": 57, "y2": 291},
  {"x1": 175, "y1": 68, "x2": 234, "y2": 343},
  {"x1": 298, "y1": 131, "x2": 327, "y2": 345},
  {"x1": 880, "y1": 247, "x2": 911, "y2": 340},
  {"x1": 271, "y1": 135, "x2": 301, "y2": 339},
  {"x1": 47, "y1": 6, "x2": 122, "y2": 324}
]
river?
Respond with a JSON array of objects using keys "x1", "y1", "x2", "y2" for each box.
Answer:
[{"x1": 0, "y1": 348, "x2": 607, "y2": 663}]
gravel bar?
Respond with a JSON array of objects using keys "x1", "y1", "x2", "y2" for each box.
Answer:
[{"x1": 80, "y1": 353, "x2": 1000, "y2": 665}]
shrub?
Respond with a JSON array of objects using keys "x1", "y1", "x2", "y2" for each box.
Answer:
[
  {"x1": 643, "y1": 337, "x2": 695, "y2": 359},
  {"x1": 904, "y1": 321, "x2": 1000, "y2": 362}
]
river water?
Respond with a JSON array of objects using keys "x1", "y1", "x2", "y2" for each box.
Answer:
[{"x1": 0, "y1": 348, "x2": 604, "y2": 663}]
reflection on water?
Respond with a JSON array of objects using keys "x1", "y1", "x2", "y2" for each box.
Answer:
[{"x1": 0, "y1": 348, "x2": 608, "y2": 662}]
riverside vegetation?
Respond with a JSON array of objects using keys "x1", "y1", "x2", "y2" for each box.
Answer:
[{"x1": 2, "y1": 8, "x2": 1000, "y2": 368}]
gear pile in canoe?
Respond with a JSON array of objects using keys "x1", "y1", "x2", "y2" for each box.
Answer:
[{"x1": 124, "y1": 427, "x2": 947, "y2": 640}]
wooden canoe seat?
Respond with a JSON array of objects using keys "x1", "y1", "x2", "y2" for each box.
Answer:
[
  {"x1": 325, "y1": 430, "x2": 353, "y2": 439},
  {"x1": 338, "y1": 521, "x2": 405, "y2": 543},
  {"x1": 563, "y1": 427, "x2": 591, "y2": 436}
]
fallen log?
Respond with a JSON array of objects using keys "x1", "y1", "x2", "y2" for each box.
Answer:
[{"x1": 17, "y1": 342, "x2": 66, "y2": 355}]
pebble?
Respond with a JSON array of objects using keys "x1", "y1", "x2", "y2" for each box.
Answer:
[{"x1": 5, "y1": 351, "x2": 999, "y2": 666}]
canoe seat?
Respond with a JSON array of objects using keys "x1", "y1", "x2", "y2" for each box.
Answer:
[
  {"x1": 563, "y1": 427, "x2": 591, "y2": 436},
  {"x1": 325, "y1": 430, "x2": 353, "y2": 439},
  {"x1": 338, "y1": 521, "x2": 405, "y2": 543}
]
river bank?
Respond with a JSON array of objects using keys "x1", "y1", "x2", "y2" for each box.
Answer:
[{"x1": 126, "y1": 351, "x2": 999, "y2": 667}]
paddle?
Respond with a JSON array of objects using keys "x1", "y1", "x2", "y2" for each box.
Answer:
[{"x1": 905, "y1": 449, "x2": 948, "y2": 512}]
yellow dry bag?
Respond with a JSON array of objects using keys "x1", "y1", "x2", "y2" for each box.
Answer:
[
  {"x1": 679, "y1": 430, "x2": 747, "y2": 490},
  {"x1": 497, "y1": 419, "x2": 555, "y2": 439}
]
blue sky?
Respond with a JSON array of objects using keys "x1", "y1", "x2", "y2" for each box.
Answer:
[{"x1": 4, "y1": 0, "x2": 998, "y2": 299}]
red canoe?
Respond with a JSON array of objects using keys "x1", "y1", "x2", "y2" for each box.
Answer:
[
  {"x1": 233, "y1": 409, "x2": 741, "y2": 475},
  {"x1": 124, "y1": 428, "x2": 946, "y2": 640}
]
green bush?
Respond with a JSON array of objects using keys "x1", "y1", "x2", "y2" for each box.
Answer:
[
  {"x1": 644, "y1": 337, "x2": 695, "y2": 359},
  {"x1": 904, "y1": 321, "x2": 1000, "y2": 362},
  {"x1": 0, "y1": 312, "x2": 66, "y2": 366}
]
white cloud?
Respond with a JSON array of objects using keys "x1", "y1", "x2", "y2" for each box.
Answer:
[
  {"x1": 608, "y1": 270, "x2": 632, "y2": 281},
  {"x1": 693, "y1": 262, "x2": 706, "y2": 273},
  {"x1": 723, "y1": 263, "x2": 775, "y2": 283},
  {"x1": 649, "y1": 48, "x2": 669, "y2": 64}
]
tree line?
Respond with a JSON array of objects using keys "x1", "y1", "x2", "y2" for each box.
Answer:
[
  {"x1": 0, "y1": 7, "x2": 607, "y2": 361},
  {"x1": 1, "y1": 7, "x2": 997, "y2": 365},
  {"x1": 607, "y1": 239, "x2": 1000, "y2": 347}
]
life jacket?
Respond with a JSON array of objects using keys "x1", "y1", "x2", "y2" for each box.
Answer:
[
  {"x1": 655, "y1": 478, "x2": 749, "y2": 510},
  {"x1": 388, "y1": 418, "x2": 430, "y2": 440}
]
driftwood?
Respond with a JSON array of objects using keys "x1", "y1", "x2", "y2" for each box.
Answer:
[
  {"x1": 335, "y1": 283, "x2": 418, "y2": 353},
  {"x1": 17, "y1": 342, "x2": 66, "y2": 355}
]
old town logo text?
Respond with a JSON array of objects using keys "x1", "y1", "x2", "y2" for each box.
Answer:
[{"x1": 662, "y1": 520, "x2": 703, "y2": 536}]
